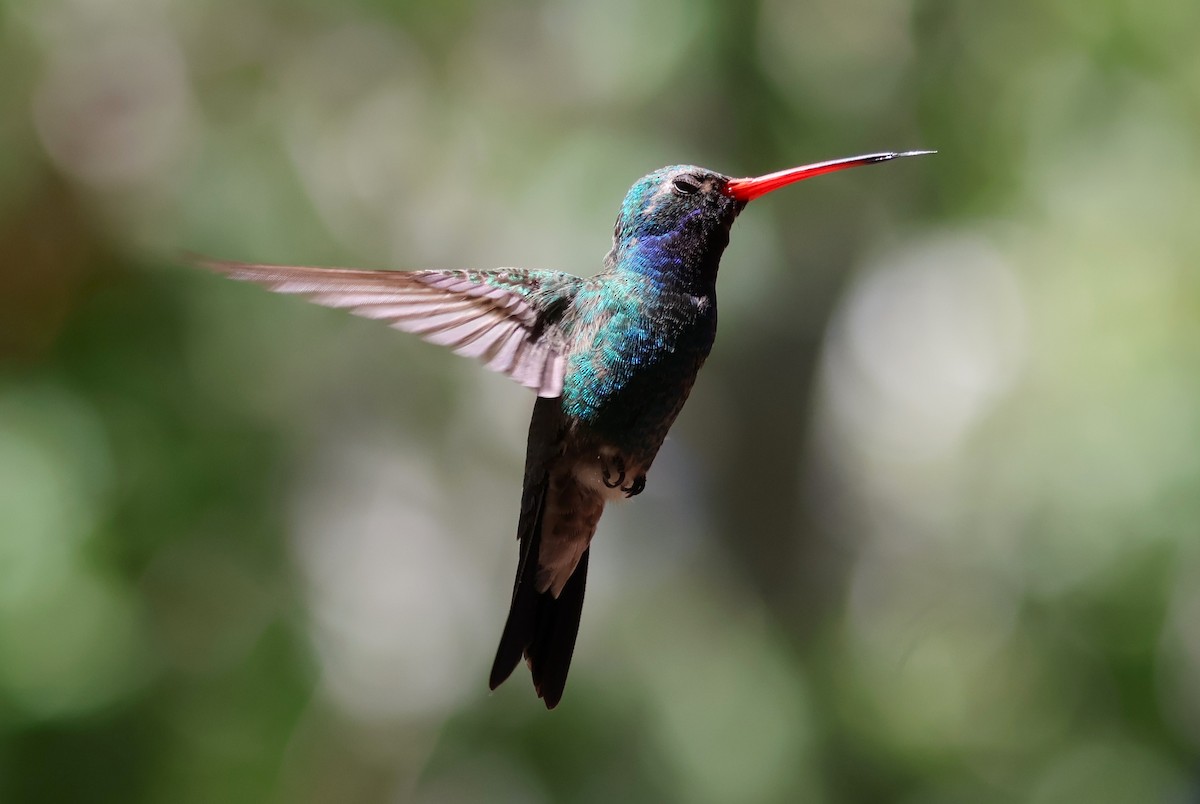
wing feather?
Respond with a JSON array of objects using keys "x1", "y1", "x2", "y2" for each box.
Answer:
[{"x1": 196, "y1": 258, "x2": 576, "y2": 398}]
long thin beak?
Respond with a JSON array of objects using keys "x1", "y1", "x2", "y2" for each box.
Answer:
[{"x1": 723, "y1": 150, "x2": 936, "y2": 202}]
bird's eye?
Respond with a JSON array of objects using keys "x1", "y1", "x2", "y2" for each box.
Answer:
[{"x1": 672, "y1": 177, "x2": 701, "y2": 195}]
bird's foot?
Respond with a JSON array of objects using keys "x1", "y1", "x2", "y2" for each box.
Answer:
[
  {"x1": 601, "y1": 454, "x2": 626, "y2": 489},
  {"x1": 622, "y1": 473, "x2": 646, "y2": 498}
]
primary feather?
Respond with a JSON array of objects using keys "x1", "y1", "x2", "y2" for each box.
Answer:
[{"x1": 197, "y1": 259, "x2": 580, "y2": 398}]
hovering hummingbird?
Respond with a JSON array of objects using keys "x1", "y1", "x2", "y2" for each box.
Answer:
[{"x1": 199, "y1": 149, "x2": 933, "y2": 708}]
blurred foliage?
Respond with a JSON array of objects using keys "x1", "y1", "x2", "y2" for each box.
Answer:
[{"x1": 1, "y1": 0, "x2": 1199, "y2": 801}]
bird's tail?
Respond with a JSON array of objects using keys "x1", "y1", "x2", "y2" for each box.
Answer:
[{"x1": 488, "y1": 471, "x2": 590, "y2": 709}]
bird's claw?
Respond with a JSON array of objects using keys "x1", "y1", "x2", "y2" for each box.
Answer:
[
  {"x1": 601, "y1": 454, "x2": 626, "y2": 489},
  {"x1": 601, "y1": 454, "x2": 644, "y2": 497}
]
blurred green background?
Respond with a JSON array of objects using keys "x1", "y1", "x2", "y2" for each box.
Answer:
[{"x1": 2, "y1": 0, "x2": 1199, "y2": 801}]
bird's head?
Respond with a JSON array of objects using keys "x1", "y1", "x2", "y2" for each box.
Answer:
[
  {"x1": 607, "y1": 165, "x2": 741, "y2": 273},
  {"x1": 606, "y1": 151, "x2": 934, "y2": 285}
]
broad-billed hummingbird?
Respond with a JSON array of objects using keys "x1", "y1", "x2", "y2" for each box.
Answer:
[{"x1": 200, "y1": 149, "x2": 933, "y2": 708}]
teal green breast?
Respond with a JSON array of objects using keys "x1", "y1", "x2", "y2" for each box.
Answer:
[{"x1": 560, "y1": 283, "x2": 716, "y2": 448}]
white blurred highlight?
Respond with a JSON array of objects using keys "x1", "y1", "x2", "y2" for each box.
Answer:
[
  {"x1": 33, "y1": 24, "x2": 195, "y2": 188},
  {"x1": 291, "y1": 434, "x2": 496, "y2": 721},
  {"x1": 818, "y1": 234, "x2": 1027, "y2": 464}
]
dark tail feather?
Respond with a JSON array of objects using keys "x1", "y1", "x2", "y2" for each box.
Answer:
[
  {"x1": 488, "y1": 478, "x2": 589, "y2": 709},
  {"x1": 529, "y1": 549, "x2": 588, "y2": 708},
  {"x1": 488, "y1": 489, "x2": 544, "y2": 691}
]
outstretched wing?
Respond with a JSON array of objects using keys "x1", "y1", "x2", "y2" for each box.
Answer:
[{"x1": 197, "y1": 259, "x2": 579, "y2": 398}]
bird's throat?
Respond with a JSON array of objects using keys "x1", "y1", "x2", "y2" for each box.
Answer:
[{"x1": 611, "y1": 218, "x2": 732, "y2": 296}]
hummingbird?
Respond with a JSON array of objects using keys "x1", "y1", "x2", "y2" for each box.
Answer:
[{"x1": 199, "y1": 149, "x2": 933, "y2": 708}]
